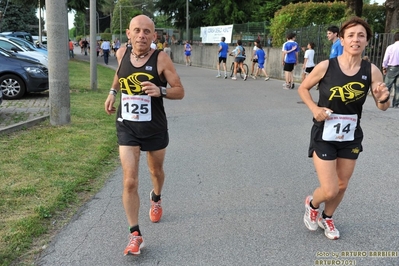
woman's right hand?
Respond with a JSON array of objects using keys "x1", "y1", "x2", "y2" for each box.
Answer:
[{"x1": 312, "y1": 107, "x2": 333, "y2": 122}]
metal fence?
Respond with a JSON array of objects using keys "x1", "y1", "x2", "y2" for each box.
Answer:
[
  {"x1": 289, "y1": 24, "x2": 394, "y2": 67},
  {"x1": 166, "y1": 21, "x2": 394, "y2": 68}
]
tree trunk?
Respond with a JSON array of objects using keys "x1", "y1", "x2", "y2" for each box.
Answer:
[
  {"x1": 385, "y1": 0, "x2": 399, "y2": 33},
  {"x1": 346, "y1": 0, "x2": 363, "y2": 17}
]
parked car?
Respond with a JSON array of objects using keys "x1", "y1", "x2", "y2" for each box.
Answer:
[
  {"x1": 0, "y1": 47, "x2": 41, "y2": 63},
  {"x1": 0, "y1": 85, "x2": 2, "y2": 105},
  {"x1": 0, "y1": 37, "x2": 48, "y2": 67},
  {"x1": 0, "y1": 31, "x2": 34, "y2": 43},
  {"x1": 5, "y1": 36, "x2": 48, "y2": 56},
  {"x1": 0, "y1": 48, "x2": 49, "y2": 100}
]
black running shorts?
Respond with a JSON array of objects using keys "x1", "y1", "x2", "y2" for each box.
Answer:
[
  {"x1": 308, "y1": 124, "x2": 363, "y2": 160},
  {"x1": 117, "y1": 122, "x2": 169, "y2": 151},
  {"x1": 283, "y1": 63, "x2": 295, "y2": 72},
  {"x1": 218, "y1": 57, "x2": 227, "y2": 63}
]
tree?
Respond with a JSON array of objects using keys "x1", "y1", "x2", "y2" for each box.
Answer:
[
  {"x1": 111, "y1": 0, "x2": 142, "y2": 40},
  {"x1": 385, "y1": 0, "x2": 399, "y2": 32},
  {"x1": 0, "y1": 2, "x2": 38, "y2": 34},
  {"x1": 346, "y1": 0, "x2": 363, "y2": 17}
]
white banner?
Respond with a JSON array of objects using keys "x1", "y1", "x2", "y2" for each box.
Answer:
[{"x1": 200, "y1": 25, "x2": 233, "y2": 44}]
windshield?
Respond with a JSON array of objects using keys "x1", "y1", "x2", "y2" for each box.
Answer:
[{"x1": 8, "y1": 38, "x2": 35, "y2": 51}]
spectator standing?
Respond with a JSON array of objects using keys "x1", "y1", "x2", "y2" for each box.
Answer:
[
  {"x1": 68, "y1": 39, "x2": 74, "y2": 59},
  {"x1": 114, "y1": 38, "x2": 121, "y2": 56},
  {"x1": 150, "y1": 41, "x2": 156, "y2": 50},
  {"x1": 230, "y1": 40, "x2": 247, "y2": 81},
  {"x1": 184, "y1": 40, "x2": 192, "y2": 66},
  {"x1": 282, "y1": 33, "x2": 299, "y2": 89},
  {"x1": 163, "y1": 42, "x2": 171, "y2": 58},
  {"x1": 250, "y1": 40, "x2": 260, "y2": 78},
  {"x1": 101, "y1": 39, "x2": 111, "y2": 65},
  {"x1": 216, "y1": 36, "x2": 229, "y2": 78},
  {"x1": 382, "y1": 32, "x2": 399, "y2": 108},
  {"x1": 156, "y1": 39, "x2": 163, "y2": 51},
  {"x1": 327, "y1": 26, "x2": 343, "y2": 59},
  {"x1": 302, "y1": 42, "x2": 316, "y2": 81},
  {"x1": 79, "y1": 39, "x2": 84, "y2": 54},
  {"x1": 252, "y1": 41, "x2": 269, "y2": 80},
  {"x1": 96, "y1": 41, "x2": 101, "y2": 57},
  {"x1": 82, "y1": 39, "x2": 89, "y2": 56},
  {"x1": 298, "y1": 17, "x2": 390, "y2": 240},
  {"x1": 104, "y1": 14, "x2": 184, "y2": 256}
]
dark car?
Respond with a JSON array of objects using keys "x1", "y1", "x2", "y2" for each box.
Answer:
[
  {"x1": 0, "y1": 48, "x2": 48, "y2": 100},
  {"x1": 0, "y1": 31, "x2": 34, "y2": 43}
]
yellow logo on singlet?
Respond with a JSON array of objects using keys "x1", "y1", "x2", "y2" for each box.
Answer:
[
  {"x1": 119, "y1": 73, "x2": 154, "y2": 95},
  {"x1": 329, "y1": 82, "x2": 366, "y2": 103}
]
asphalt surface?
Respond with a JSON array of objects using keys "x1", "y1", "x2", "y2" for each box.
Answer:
[{"x1": 3, "y1": 47, "x2": 399, "y2": 265}]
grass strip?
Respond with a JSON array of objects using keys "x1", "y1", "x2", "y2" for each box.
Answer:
[{"x1": 0, "y1": 60, "x2": 120, "y2": 266}]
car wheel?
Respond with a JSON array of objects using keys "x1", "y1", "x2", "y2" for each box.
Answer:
[{"x1": 0, "y1": 74, "x2": 26, "y2": 100}]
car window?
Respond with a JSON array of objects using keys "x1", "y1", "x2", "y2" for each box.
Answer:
[
  {"x1": 9, "y1": 38, "x2": 35, "y2": 51},
  {"x1": 0, "y1": 40, "x2": 21, "y2": 51}
]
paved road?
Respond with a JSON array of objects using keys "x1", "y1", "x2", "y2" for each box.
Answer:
[{"x1": 35, "y1": 51, "x2": 399, "y2": 266}]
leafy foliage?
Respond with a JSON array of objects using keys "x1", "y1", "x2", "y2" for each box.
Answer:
[
  {"x1": 270, "y1": 1, "x2": 386, "y2": 47},
  {"x1": 0, "y1": 2, "x2": 38, "y2": 34},
  {"x1": 111, "y1": 0, "x2": 142, "y2": 36}
]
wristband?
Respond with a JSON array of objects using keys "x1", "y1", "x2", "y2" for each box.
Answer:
[
  {"x1": 109, "y1": 89, "x2": 117, "y2": 96},
  {"x1": 378, "y1": 95, "x2": 390, "y2": 104}
]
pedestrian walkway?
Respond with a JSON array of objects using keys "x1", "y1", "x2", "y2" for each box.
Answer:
[{"x1": 36, "y1": 61, "x2": 399, "y2": 265}]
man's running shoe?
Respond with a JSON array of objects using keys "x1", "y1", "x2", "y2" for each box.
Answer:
[
  {"x1": 149, "y1": 190, "x2": 163, "y2": 223},
  {"x1": 232, "y1": 76, "x2": 237, "y2": 80},
  {"x1": 318, "y1": 217, "x2": 340, "y2": 240},
  {"x1": 124, "y1": 231, "x2": 145, "y2": 255},
  {"x1": 304, "y1": 195, "x2": 319, "y2": 231},
  {"x1": 265, "y1": 76, "x2": 270, "y2": 81},
  {"x1": 216, "y1": 74, "x2": 221, "y2": 78},
  {"x1": 244, "y1": 75, "x2": 248, "y2": 81},
  {"x1": 224, "y1": 75, "x2": 227, "y2": 79}
]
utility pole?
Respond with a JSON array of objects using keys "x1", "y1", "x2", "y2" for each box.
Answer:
[
  {"x1": 90, "y1": 0, "x2": 97, "y2": 90},
  {"x1": 45, "y1": 0, "x2": 71, "y2": 125},
  {"x1": 186, "y1": 0, "x2": 189, "y2": 41},
  {"x1": 38, "y1": 0, "x2": 42, "y2": 44}
]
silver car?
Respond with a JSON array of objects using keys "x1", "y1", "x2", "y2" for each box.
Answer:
[{"x1": 0, "y1": 36, "x2": 48, "y2": 67}]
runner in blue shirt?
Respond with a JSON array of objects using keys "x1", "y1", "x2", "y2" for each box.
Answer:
[
  {"x1": 216, "y1": 37, "x2": 229, "y2": 78},
  {"x1": 282, "y1": 32, "x2": 299, "y2": 89}
]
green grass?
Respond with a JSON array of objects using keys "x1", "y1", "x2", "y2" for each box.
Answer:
[{"x1": 0, "y1": 60, "x2": 120, "y2": 266}]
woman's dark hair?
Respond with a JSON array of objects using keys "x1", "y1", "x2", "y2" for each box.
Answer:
[
  {"x1": 237, "y1": 40, "x2": 242, "y2": 45},
  {"x1": 340, "y1": 16, "x2": 372, "y2": 41}
]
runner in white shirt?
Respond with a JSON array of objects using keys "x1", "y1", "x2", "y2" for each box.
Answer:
[{"x1": 302, "y1": 42, "x2": 315, "y2": 81}]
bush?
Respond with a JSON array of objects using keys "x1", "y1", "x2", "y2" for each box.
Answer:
[{"x1": 270, "y1": 2, "x2": 386, "y2": 47}]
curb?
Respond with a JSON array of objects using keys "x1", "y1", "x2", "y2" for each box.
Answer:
[{"x1": 0, "y1": 115, "x2": 49, "y2": 135}]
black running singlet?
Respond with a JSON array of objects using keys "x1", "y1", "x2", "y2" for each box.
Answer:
[{"x1": 116, "y1": 47, "x2": 168, "y2": 138}]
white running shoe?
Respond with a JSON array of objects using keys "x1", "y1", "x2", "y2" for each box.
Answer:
[
  {"x1": 265, "y1": 77, "x2": 270, "y2": 81},
  {"x1": 304, "y1": 195, "x2": 319, "y2": 231},
  {"x1": 318, "y1": 217, "x2": 340, "y2": 240},
  {"x1": 231, "y1": 76, "x2": 237, "y2": 80},
  {"x1": 244, "y1": 75, "x2": 248, "y2": 81},
  {"x1": 251, "y1": 75, "x2": 256, "y2": 79},
  {"x1": 216, "y1": 74, "x2": 221, "y2": 78}
]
